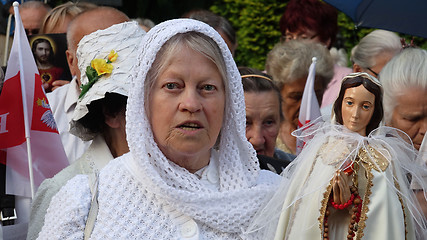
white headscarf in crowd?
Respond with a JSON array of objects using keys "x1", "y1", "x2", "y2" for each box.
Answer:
[{"x1": 125, "y1": 18, "x2": 278, "y2": 236}]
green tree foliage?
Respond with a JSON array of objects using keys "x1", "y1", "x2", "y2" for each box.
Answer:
[
  {"x1": 211, "y1": 0, "x2": 426, "y2": 70},
  {"x1": 211, "y1": 0, "x2": 286, "y2": 70}
]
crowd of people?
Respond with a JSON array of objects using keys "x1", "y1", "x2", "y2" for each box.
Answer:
[{"x1": 0, "y1": 0, "x2": 425, "y2": 239}]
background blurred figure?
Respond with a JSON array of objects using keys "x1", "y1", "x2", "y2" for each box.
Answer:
[
  {"x1": 133, "y1": 17, "x2": 155, "y2": 32},
  {"x1": 380, "y1": 47, "x2": 426, "y2": 151},
  {"x1": 46, "y1": 7, "x2": 129, "y2": 164},
  {"x1": 40, "y1": 1, "x2": 97, "y2": 91},
  {"x1": 266, "y1": 40, "x2": 333, "y2": 155},
  {"x1": 380, "y1": 47, "x2": 427, "y2": 223},
  {"x1": 239, "y1": 67, "x2": 294, "y2": 173},
  {"x1": 184, "y1": 9, "x2": 237, "y2": 56},
  {"x1": 279, "y1": 0, "x2": 352, "y2": 108},
  {"x1": 351, "y1": 29, "x2": 401, "y2": 77},
  {"x1": 19, "y1": 1, "x2": 51, "y2": 36},
  {"x1": 40, "y1": 1, "x2": 97, "y2": 34}
]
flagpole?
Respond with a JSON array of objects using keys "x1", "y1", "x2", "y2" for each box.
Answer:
[
  {"x1": 13, "y1": 1, "x2": 35, "y2": 199},
  {"x1": 307, "y1": 57, "x2": 317, "y2": 120}
]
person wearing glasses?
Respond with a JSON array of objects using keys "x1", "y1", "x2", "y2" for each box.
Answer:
[
  {"x1": 279, "y1": 0, "x2": 352, "y2": 109},
  {"x1": 351, "y1": 29, "x2": 401, "y2": 78}
]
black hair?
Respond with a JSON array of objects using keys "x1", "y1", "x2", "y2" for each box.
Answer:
[{"x1": 78, "y1": 92, "x2": 127, "y2": 135}]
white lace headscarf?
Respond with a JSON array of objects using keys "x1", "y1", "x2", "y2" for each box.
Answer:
[{"x1": 125, "y1": 19, "x2": 277, "y2": 235}]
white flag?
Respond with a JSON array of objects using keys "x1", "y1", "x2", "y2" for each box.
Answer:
[{"x1": 296, "y1": 57, "x2": 322, "y2": 154}]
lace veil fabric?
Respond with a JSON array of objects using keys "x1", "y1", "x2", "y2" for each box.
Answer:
[{"x1": 124, "y1": 19, "x2": 278, "y2": 236}]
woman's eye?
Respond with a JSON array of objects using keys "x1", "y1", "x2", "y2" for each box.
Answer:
[
  {"x1": 165, "y1": 83, "x2": 177, "y2": 89},
  {"x1": 346, "y1": 101, "x2": 353, "y2": 106},
  {"x1": 264, "y1": 120, "x2": 274, "y2": 126},
  {"x1": 202, "y1": 85, "x2": 216, "y2": 91},
  {"x1": 363, "y1": 105, "x2": 371, "y2": 110}
]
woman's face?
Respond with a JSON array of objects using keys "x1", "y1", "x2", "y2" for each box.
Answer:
[
  {"x1": 283, "y1": 28, "x2": 330, "y2": 47},
  {"x1": 341, "y1": 85, "x2": 375, "y2": 136},
  {"x1": 149, "y1": 46, "x2": 225, "y2": 173},
  {"x1": 245, "y1": 91, "x2": 281, "y2": 157},
  {"x1": 388, "y1": 88, "x2": 426, "y2": 150},
  {"x1": 280, "y1": 78, "x2": 324, "y2": 129}
]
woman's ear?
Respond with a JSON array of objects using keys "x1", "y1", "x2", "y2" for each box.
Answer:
[
  {"x1": 353, "y1": 63, "x2": 362, "y2": 73},
  {"x1": 105, "y1": 114, "x2": 121, "y2": 129}
]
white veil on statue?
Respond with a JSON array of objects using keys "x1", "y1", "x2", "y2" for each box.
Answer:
[{"x1": 247, "y1": 73, "x2": 427, "y2": 240}]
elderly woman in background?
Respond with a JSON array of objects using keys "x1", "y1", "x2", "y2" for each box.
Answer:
[
  {"x1": 239, "y1": 67, "x2": 294, "y2": 173},
  {"x1": 266, "y1": 40, "x2": 334, "y2": 155},
  {"x1": 380, "y1": 47, "x2": 426, "y2": 151},
  {"x1": 351, "y1": 29, "x2": 401, "y2": 78},
  {"x1": 37, "y1": 19, "x2": 279, "y2": 239},
  {"x1": 380, "y1": 47, "x2": 427, "y2": 218}
]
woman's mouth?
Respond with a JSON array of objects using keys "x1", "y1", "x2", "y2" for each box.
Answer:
[{"x1": 179, "y1": 122, "x2": 202, "y2": 130}]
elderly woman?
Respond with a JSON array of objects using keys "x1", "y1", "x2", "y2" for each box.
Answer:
[
  {"x1": 380, "y1": 47, "x2": 427, "y2": 219},
  {"x1": 37, "y1": 19, "x2": 279, "y2": 239},
  {"x1": 380, "y1": 47, "x2": 426, "y2": 151},
  {"x1": 266, "y1": 40, "x2": 334, "y2": 154},
  {"x1": 351, "y1": 29, "x2": 401, "y2": 78},
  {"x1": 29, "y1": 21, "x2": 144, "y2": 240},
  {"x1": 239, "y1": 67, "x2": 294, "y2": 173}
]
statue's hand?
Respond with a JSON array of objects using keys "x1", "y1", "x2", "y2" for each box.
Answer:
[{"x1": 332, "y1": 170, "x2": 351, "y2": 204}]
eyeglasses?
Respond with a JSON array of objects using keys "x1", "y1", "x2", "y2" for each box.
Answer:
[
  {"x1": 281, "y1": 34, "x2": 318, "y2": 42},
  {"x1": 366, "y1": 67, "x2": 379, "y2": 78},
  {"x1": 25, "y1": 28, "x2": 40, "y2": 35}
]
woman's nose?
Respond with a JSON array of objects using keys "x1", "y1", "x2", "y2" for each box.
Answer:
[
  {"x1": 179, "y1": 89, "x2": 202, "y2": 113},
  {"x1": 248, "y1": 125, "x2": 265, "y2": 147}
]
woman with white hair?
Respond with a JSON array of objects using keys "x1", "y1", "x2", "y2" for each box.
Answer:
[
  {"x1": 351, "y1": 29, "x2": 401, "y2": 78},
  {"x1": 380, "y1": 47, "x2": 427, "y2": 219},
  {"x1": 266, "y1": 40, "x2": 334, "y2": 155},
  {"x1": 37, "y1": 19, "x2": 279, "y2": 239},
  {"x1": 380, "y1": 47, "x2": 426, "y2": 151}
]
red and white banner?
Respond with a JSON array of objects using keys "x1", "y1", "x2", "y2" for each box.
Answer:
[
  {"x1": 296, "y1": 57, "x2": 322, "y2": 155},
  {"x1": 0, "y1": 3, "x2": 68, "y2": 198}
]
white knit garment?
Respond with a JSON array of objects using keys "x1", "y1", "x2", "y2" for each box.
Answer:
[{"x1": 38, "y1": 19, "x2": 279, "y2": 239}]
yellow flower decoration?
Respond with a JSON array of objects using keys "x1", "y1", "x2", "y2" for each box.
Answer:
[
  {"x1": 91, "y1": 58, "x2": 113, "y2": 76},
  {"x1": 79, "y1": 50, "x2": 118, "y2": 98},
  {"x1": 107, "y1": 50, "x2": 118, "y2": 63}
]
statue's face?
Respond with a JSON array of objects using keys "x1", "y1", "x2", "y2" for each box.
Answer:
[{"x1": 341, "y1": 85, "x2": 375, "y2": 136}]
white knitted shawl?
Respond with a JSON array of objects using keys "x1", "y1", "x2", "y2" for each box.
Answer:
[{"x1": 123, "y1": 19, "x2": 277, "y2": 236}]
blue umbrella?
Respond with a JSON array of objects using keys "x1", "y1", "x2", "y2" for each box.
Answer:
[{"x1": 324, "y1": 0, "x2": 427, "y2": 38}]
